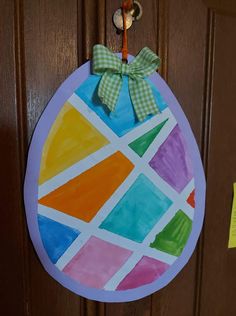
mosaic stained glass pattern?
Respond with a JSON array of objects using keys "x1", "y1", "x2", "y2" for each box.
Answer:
[{"x1": 37, "y1": 87, "x2": 195, "y2": 292}]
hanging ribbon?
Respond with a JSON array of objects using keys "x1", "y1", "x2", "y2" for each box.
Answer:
[
  {"x1": 121, "y1": 0, "x2": 132, "y2": 62},
  {"x1": 93, "y1": 44, "x2": 160, "y2": 121}
]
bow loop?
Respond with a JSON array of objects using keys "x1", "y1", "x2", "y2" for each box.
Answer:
[
  {"x1": 93, "y1": 44, "x2": 160, "y2": 121},
  {"x1": 130, "y1": 47, "x2": 160, "y2": 77},
  {"x1": 93, "y1": 45, "x2": 121, "y2": 75}
]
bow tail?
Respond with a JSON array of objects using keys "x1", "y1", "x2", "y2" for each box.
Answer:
[
  {"x1": 129, "y1": 78, "x2": 159, "y2": 121},
  {"x1": 98, "y1": 72, "x2": 122, "y2": 112}
]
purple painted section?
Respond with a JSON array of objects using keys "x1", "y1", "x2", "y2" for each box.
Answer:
[
  {"x1": 24, "y1": 53, "x2": 206, "y2": 302},
  {"x1": 149, "y1": 125, "x2": 193, "y2": 193},
  {"x1": 117, "y1": 256, "x2": 169, "y2": 290}
]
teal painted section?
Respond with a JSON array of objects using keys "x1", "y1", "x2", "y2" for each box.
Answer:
[{"x1": 99, "y1": 174, "x2": 173, "y2": 242}]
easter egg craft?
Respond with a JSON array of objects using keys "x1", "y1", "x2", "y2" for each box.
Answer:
[{"x1": 24, "y1": 45, "x2": 205, "y2": 302}]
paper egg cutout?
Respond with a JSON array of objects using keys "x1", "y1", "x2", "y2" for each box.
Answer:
[{"x1": 24, "y1": 54, "x2": 206, "y2": 303}]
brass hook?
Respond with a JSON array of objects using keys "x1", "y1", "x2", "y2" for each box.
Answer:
[
  {"x1": 113, "y1": 1, "x2": 143, "y2": 32},
  {"x1": 130, "y1": 1, "x2": 143, "y2": 21}
]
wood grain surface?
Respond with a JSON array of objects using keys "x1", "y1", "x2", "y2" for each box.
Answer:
[{"x1": 1, "y1": 0, "x2": 236, "y2": 315}]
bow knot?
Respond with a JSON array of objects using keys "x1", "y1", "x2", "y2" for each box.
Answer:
[
  {"x1": 120, "y1": 63, "x2": 130, "y2": 76},
  {"x1": 93, "y1": 45, "x2": 160, "y2": 121}
]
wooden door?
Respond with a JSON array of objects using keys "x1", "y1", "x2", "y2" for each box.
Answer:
[{"x1": 1, "y1": 0, "x2": 236, "y2": 315}]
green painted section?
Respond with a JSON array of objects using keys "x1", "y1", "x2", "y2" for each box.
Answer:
[
  {"x1": 150, "y1": 210, "x2": 192, "y2": 257},
  {"x1": 129, "y1": 119, "x2": 168, "y2": 157}
]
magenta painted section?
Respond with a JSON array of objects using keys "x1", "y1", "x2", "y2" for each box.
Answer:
[
  {"x1": 117, "y1": 256, "x2": 169, "y2": 290},
  {"x1": 63, "y1": 236, "x2": 132, "y2": 289},
  {"x1": 149, "y1": 125, "x2": 193, "y2": 192}
]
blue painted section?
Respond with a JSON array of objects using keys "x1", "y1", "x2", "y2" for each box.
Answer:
[
  {"x1": 99, "y1": 174, "x2": 173, "y2": 243},
  {"x1": 75, "y1": 75, "x2": 167, "y2": 137},
  {"x1": 38, "y1": 215, "x2": 80, "y2": 264}
]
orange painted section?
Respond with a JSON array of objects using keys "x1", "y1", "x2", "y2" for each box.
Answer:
[
  {"x1": 187, "y1": 190, "x2": 195, "y2": 208},
  {"x1": 39, "y1": 152, "x2": 134, "y2": 222}
]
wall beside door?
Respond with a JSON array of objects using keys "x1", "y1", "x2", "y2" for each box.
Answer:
[{"x1": 1, "y1": 1, "x2": 236, "y2": 315}]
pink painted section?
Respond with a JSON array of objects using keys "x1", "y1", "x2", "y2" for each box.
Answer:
[
  {"x1": 117, "y1": 256, "x2": 169, "y2": 290},
  {"x1": 63, "y1": 236, "x2": 132, "y2": 289}
]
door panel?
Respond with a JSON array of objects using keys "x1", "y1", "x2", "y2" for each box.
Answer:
[
  {"x1": 199, "y1": 4, "x2": 236, "y2": 316},
  {"x1": 23, "y1": 2, "x2": 82, "y2": 315},
  {"x1": 0, "y1": 1, "x2": 27, "y2": 315},
  {"x1": 1, "y1": 0, "x2": 236, "y2": 315},
  {"x1": 204, "y1": 0, "x2": 236, "y2": 15}
]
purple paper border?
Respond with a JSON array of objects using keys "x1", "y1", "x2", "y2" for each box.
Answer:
[{"x1": 24, "y1": 55, "x2": 206, "y2": 303}]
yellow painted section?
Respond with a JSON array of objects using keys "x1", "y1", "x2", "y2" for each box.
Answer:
[
  {"x1": 228, "y1": 183, "x2": 236, "y2": 248},
  {"x1": 39, "y1": 102, "x2": 109, "y2": 184}
]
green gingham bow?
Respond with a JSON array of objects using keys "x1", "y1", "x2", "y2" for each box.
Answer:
[{"x1": 93, "y1": 45, "x2": 161, "y2": 121}]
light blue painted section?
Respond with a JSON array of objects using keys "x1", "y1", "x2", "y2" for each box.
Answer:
[
  {"x1": 38, "y1": 215, "x2": 80, "y2": 264},
  {"x1": 75, "y1": 75, "x2": 167, "y2": 137},
  {"x1": 99, "y1": 174, "x2": 173, "y2": 243}
]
